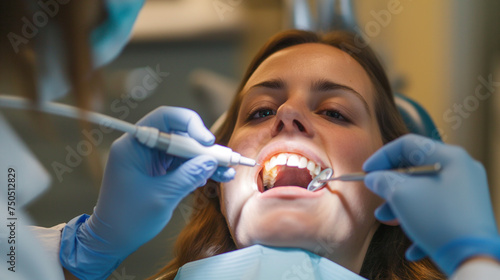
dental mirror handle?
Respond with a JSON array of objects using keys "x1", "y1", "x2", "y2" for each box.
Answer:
[{"x1": 319, "y1": 163, "x2": 442, "y2": 183}]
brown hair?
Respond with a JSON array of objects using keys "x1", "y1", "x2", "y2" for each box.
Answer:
[{"x1": 150, "y1": 30, "x2": 445, "y2": 280}]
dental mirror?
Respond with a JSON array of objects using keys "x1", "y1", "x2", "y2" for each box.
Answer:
[
  {"x1": 307, "y1": 168, "x2": 333, "y2": 192},
  {"x1": 307, "y1": 163, "x2": 442, "y2": 192}
]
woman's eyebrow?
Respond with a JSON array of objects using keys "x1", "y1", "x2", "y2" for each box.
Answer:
[
  {"x1": 249, "y1": 78, "x2": 286, "y2": 90},
  {"x1": 311, "y1": 79, "x2": 371, "y2": 116}
]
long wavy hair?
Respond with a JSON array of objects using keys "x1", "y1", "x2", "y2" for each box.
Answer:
[{"x1": 149, "y1": 30, "x2": 445, "y2": 280}]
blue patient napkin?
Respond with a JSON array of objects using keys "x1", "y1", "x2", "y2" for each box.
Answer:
[{"x1": 175, "y1": 245, "x2": 366, "y2": 280}]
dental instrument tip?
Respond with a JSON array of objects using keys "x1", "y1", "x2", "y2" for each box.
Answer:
[{"x1": 239, "y1": 156, "x2": 257, "y2": 167}]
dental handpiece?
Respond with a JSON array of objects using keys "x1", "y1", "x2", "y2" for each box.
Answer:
[
  {"x1": 0, "y1": 95, "x2": 257, "y2": 167},
  {"x1": 139, "y1": 127, "x2": 257, "y2": 167},
  {"x1": 307, "y1": 163, "x2": 442, "y2": 192}
]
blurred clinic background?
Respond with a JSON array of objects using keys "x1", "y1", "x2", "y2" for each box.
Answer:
[{"x1": 2, "y1": 0, "x2": 500, "y2": 279}]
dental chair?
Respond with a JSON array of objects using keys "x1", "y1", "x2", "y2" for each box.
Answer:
[{"x1": 395, "y1": 93, "x2": 441, "y2": 141}]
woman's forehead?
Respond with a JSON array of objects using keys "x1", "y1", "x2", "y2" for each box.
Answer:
[{"x1": 242, "y1": 43, "x2": 376, "y2": 104}]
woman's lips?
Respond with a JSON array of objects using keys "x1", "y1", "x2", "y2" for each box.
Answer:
[
  {"x1": 251, "y1": 139, "x2": 331, "y2": 194},
  {"x1": 258, "y1": 186, "x2": 325, "y2": 199}
]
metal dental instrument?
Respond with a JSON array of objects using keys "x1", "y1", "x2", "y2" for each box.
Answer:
[{"x1": 307, "y1": 163, "x2": 442, "y2": 192}]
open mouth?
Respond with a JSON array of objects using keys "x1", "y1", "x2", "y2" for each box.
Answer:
[{"x1": 258, "y1": 153, "x2": 325, "y2": 192}]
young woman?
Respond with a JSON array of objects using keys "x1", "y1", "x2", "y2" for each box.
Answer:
[
  {"x1": 52, "y1": 30, "x2": 499, "y2": 279},
  {"x1": 3, "y1": 2, "x2": 496, "y2": 278},
  {"x1": 145, "y1": 30, "x2": 498, "y2": 279}
]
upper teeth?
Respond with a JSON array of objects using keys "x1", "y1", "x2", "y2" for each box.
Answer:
[{"x1": 262, "y1": 153, "x2": 322, "y2": 190}]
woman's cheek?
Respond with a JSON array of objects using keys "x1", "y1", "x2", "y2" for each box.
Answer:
[
  {"x1": 229, "y1": 126, "x2": 269, "y2": 155},
  {"x1": 222, "y1": 128, "x2": 264, "y2": 222},
  {"x1": 331, "y1": 133, "x2": 371, "y2": 169},
  {"x1": 228, "y1": 127, "x2": 256, "y2": 150}
]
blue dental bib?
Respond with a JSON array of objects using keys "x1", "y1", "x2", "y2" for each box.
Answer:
[{"x1": 174, "y1": 245, "x2": 367, "y2": 280}]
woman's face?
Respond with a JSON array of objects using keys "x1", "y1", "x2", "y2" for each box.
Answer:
[{"x1": 220, "y1": 43, "x2": 384, "y2": 272}]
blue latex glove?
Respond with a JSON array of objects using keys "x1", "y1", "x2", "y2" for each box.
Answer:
[
  {"x1": 363, "y1": 134, "x2": 500, "y2": 276},
  {"x1": 60, "y1": 107, "x2": 235, "y2": 280}
]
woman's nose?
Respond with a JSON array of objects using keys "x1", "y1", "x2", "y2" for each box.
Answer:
[{"x1": 271, "y1": 102, "x2": 314, "y2": 138}]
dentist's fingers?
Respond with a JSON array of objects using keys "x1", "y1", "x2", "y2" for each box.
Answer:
[
  {"x1": 363, "y1": 134, "x2": 440, "y2": 172},
  {"x1": 366, "y1": 173, "x2": 400, "y2": 226},
  {"x1": 138, "y1": 106, "x2": 215, "y2": 145},
  {"x1": 157, "y1": 155, "x2": 218, "y2": 194},
  {"x1": 374, "y1": 203, "x2": 397, "y2": 222},
  {"x1": 211, "y1": 167, "x2": 236, "y2": 182},
  {"x1": 406, "y1": 244, "x2": 428, "y2": 261},
  {"x1": 364, "y1": 171, "x2": 401, "y2": 200}
]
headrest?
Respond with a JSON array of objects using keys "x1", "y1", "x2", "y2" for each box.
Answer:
[{"x1": 395, "y1": 93, "x2": 442, "y2": 141}]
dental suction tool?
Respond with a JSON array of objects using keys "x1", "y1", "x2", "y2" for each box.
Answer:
[
  {"x1": 0, "y1": 95, "x2": 256, "y2": 167},
  {"x1": 307, "y1": 163, "x2": 442, "y2": 192}
]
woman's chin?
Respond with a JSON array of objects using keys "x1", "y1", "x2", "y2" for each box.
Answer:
[{"x1": 235, "y1": 209, "x2": 327, "y2": 249}]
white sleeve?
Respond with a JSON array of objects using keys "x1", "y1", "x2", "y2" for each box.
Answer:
[
  {"x1": 28, "y1": 224, "x2": 67, "y2": 275},
  {"x1": 450, "y1": 260, "x2": 500, "y2": 280}
]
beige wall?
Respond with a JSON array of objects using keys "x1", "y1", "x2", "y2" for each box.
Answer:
[
  {"x1": 356, "y1": 1, "x2": 498, "y2": 219},
  {"x1": 356, "y1": 0, "x2": 453, "y2": 142}
]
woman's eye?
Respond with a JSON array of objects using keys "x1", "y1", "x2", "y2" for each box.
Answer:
[
  {"x1": 320, "y1": 110, "x2": 349, "y2": 122},
  {"x1": 248, "y1": 108, "x2": 276, "y2": 120}
]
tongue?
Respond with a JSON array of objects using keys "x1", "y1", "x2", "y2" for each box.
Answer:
[{"x1": 273, "y1": 166, "x2": 313, "y2": 189}]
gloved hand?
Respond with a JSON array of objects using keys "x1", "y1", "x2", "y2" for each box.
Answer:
[
  {"x1": 363, "y1": 134, "x2": 500, "y2": 276},
  {"x1": 60, "y1": 107, "x2": 235, "y2": 280}
]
